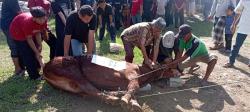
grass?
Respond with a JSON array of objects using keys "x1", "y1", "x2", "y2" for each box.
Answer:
[{"x1": 0, "y1": 17, "x2": 213, "y2": 112}]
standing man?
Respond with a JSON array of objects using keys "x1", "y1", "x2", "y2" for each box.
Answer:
[
  {"x1": 64, "y1": 5, "x2": 97, "y2": 56},
  {"x1": 208, "y1": 0, "x2": 235, "y2": 50},
  {"x1": 112, "y1": 0, "x2": 124, "y2": 30},
  {"x1": 1, "y1": 0, "x2": 24, "y2": 76},
  {"x1": 51, "y1": 0, "x2": 74, "y2": 56},
  {"x1": 121, "y1": 17, "x2": 166, "y2": 68},
  {"x1": 142, "y1": 0, "x2": 153, "y2": 22},
  {"x1": 131, "y1": 0, "x2": 143, "y2": 24},
  {"x1": 10, "y1": 7, "x2": 48, "y2": 80},
  {"x1": 224, "y1": 0, "x2": 250, "y2": 67},
  {"x1": 97, "y1": 0, "x2": 116, "y2": 42},
  {"x1": 156, "y1": 0, "x2": 167, "y2": 18},
  {"x1": 166, "y1": 24, "x2": 218, "y2": 84},
  {"x1": 174, "y1": 0, "x2": 185, "y2": 28}
]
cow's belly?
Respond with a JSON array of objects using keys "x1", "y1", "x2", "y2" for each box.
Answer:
[{"x1": 84, "y1": 66, "x2": 130, "y2": 91}]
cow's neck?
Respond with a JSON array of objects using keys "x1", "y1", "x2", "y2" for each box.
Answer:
[{"x1": 137, "y1": 65, "x2": 164, "y2": 86}]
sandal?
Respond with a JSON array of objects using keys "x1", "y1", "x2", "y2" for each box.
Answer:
[
  {"x1": 223, "y1": 63, "x2": 234, "y2": 68},
  {"x1": 209, "y1": 43, "x2": 224, "y2": 50},
  {"x1": 14, "y1": 70, "x2": 25, "y2": 77}
]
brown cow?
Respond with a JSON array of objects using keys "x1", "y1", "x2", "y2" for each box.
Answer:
[{"x1": 43, "y1": 56, "x2": 178, "y2": 112}]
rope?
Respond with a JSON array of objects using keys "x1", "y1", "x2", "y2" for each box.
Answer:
[
  {"x1": 130, "y1": 65, "x2": 168, "y2": 80},
  {"x1": 138, "y1": 79, "x2": 250, "y2": 98}
]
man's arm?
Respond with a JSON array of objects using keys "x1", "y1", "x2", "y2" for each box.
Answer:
[
  {"x1": 58, "y1": 12, "x2": 67, "y2": 25},
  {"x1": 35, "y1": 32, "x2": 43, "y2": 52},
  {"x1": 231, "y1": 0, "x2": 244, "y2": 33},
  {"x1": 87, "y1": 30, "x2": 95, "y2": 55},
  {"x1": 27, "y1": 35, "x2": 40, "y2": 55},
  {"x1": 64, "y1": 35, "x2": 71, "y2": 56},
  {"x1": 98, "y1": 15, "x2": 103, "y2": 27},
  {"x1": 152, "y1": 38, "x2": 160, "y2": 63}
]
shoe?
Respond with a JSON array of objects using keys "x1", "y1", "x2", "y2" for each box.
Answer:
[
  {"x1": 223, "y1": 63, "x2": 234, "y2": 68},
  {"x1": 209, "y1": 44, "x2": 224, "y2": 50}
]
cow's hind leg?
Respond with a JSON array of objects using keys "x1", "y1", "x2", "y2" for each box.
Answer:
[{"x1": 77, "y1": 79, "x2": 120, "y2": 105}]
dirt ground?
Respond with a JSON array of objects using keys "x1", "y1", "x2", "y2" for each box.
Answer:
[{"x1": 36, "y1": 37, "x2": 250, "y2": 112}]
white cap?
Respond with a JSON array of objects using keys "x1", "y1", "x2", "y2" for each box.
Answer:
[{"x1": 162, "y1": 31, "x2": 175, "y2": 48}]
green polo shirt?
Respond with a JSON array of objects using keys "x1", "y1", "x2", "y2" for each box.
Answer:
[{"x1": 179, "y1": 34, "x2": 208, "y2": 58}]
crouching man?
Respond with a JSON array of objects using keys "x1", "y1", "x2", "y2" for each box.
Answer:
[
  {"x1": 121, "y1": 17, "x2": 166, "y2": 69},
  {"x1": 166, "y1": 24, "x2": 218, "y2": 85},
  {"x1": 10, "y1": 7, "x2": 47, "y2": 80}
]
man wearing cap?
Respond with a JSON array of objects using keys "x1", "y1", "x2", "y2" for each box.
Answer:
[
  {"x1": 121, "y1": 17, "x2": 166, "y2": 69},
  {"x1": 157, "y1": 31, "x2": 179, "y2": 64},
  {"x1": 165, "y1": 24, "x2": 218, "y2": 84}
]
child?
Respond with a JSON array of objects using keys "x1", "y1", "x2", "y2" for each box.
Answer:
[
  {"x1": 121, "y1": 4, "x2": 131, "y2": 29},
  {"x1": 224, "y1": 6, "x2": 235, "y2": 52}
]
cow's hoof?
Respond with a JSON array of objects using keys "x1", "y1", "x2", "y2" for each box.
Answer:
[
  {"x1": 120, "y1": 97, "x2": 130, "y2": 110},
  {"x1": 130, "y1": 99, "x2": 143, "y2": 112},
  {"x1": 104, "y1": 96, "x2": 120, "y2": 106}
]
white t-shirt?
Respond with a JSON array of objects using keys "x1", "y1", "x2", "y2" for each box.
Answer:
[
  {"x1": 157, "y1": 0, "x2": 167, "y2": 15},
  {"x1": 235, "y1": 0, "x2": 250, "y2": 35}
]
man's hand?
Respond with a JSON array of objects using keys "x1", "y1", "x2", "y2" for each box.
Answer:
[
  {"x1": 145, "y1": 59, "x2": 154, "y2": 69},
  {"x1": 35, "y1": 53, "x2": 44, "y2": 68}
]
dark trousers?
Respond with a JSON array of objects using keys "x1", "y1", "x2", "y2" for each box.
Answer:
[
  {"x1": 114, "y1": 11, "x2": 121, "y2": 30},
  {"x1": 16, "y1": 40, "x2": 40, "y2": 79},
  {"x1": 143, "y1": 11, "x2": 153, "y2": 22},
  {"x1": 44, "y1": 31, "x2": 57, "y2": 60},
  {"x1": 174, "y1": 9, "x2": 184, "y2": 27},
  {"x1": 99, "y1": 19, "x2": 116, "y2": 42},
  {"x1": 225, "y1": 34, "x2": 233, "y2": 50},
  {"x1": 55, "y1": 23, "x2": 66, "y2": 56}
]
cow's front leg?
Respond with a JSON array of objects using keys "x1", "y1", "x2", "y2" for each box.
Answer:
[
  {"x1": 120, "y1": 79, "x2": 140, "y2": 110},
  {"x1": 77, "y1": 79, "x2": 120, "y2": 105},
  {"x1": 129, "y1": 96, "x2": 143, "y2": 112}
]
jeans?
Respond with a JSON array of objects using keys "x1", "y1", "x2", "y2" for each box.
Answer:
[
  {"x1": 132, "y1": 12, "x2": 142, "y2": 24},
  {"x1": 16, "y1": 40, "x2": 40, "y2": 80},
  {"x1": 229, "y1": 33, "x2": 247, "y2": 64},
  {"x1": 99, "y1": 19, "x2": 116, "y2": 42},
  {"x1": 71, "y1": 39, "x2": 96, "y2": 56},
  {"x1": 2, "y1": 29, "x2": 19, "y2": 58},
  {"x1": 71, "y1": 39, "x2": 84, "y2": 56}
]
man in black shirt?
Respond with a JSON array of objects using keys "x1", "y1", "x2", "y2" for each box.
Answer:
[
  {"x1": 64, "y1": 5, "x2": 97, "y2": 56},
  {"x1": 112, "y1": 0, "x2": 123, "y2": 30},
  {"x1": 97, "y1": 0, "x2": 116, "y2": 42}
]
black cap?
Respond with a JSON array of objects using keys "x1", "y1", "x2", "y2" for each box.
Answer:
[{"x1": 178, "y1": 24, "x2": 192, "y2": 37}]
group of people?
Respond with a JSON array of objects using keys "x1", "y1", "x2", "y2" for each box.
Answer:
[
  {"x1": 206, "y1": 0, "x2": 249, "y2": 68},
  {"x1": 0, "y1": 0, "x2": 249, "y2": 82}
]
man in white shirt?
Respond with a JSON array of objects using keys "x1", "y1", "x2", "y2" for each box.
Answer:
[
  {"x1": 208, "y1": 0, "x2": 235, "y2": 50},
  {"x1": 156, "y1": 0, "x2": 167, "y2": 18},
  {"x1": 224, "y1": 0, "x2": 250, "y2": 67}
]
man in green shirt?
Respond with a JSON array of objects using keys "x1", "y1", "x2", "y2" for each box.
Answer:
[{"x1": 166, "y1": 24, "x2": 218, "y2": 84}]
